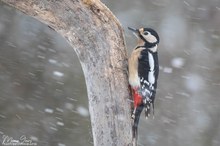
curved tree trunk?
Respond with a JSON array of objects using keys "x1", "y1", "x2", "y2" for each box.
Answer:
[{"x1": 1, "y1": 0, "x2": 133, "y2": 145}]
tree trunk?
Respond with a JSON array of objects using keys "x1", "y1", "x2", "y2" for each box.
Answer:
[{"x1": 1, "y1": 0, "x2": 133, "y2": 145}]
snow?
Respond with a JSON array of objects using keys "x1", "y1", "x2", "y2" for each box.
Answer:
[
  {"x1": 162, "y1": 116, "x2": 176, "y2": 124},
  {"x1": 37, "y1": 55, "x2": 45, "y2": 59},
  {"x1": 176, "y1": 92, "x2": 190, "y2": 97},
  {"x1": 77, "y1": 106, "x2": 89, "y2": 117},
  {"x1": 58, "y1": 143, "x2": 66, "y2": 146},
  {"x1": 164, "y1": 96, "x2": 173, "y2": 99},
  {"x1": 17, "y1": 104, "x2": 25, "y2": 110},
  {"x1": 48, "y1": 59, "x2": 57, "y2": 64},
  {"x1": 28, "y1": 72, "x2": 36, "y2": 77},
  {"x1": 183, "y1": 1, "x2": 190, "y2": 6},
  {"x1": 163, "y1": 67, "x2": 173, "y2": 73},
  {"x1": 13, "y1": 82, "x2": 21, "y2": 86},
  {"x1": 37, "y1": 45, "x2": 46, "y2": 51},
  {"x1": 53, "y1": 71, "x2": 64, "y2": 77},
  {"x1": 55, "y1": 117, "x2": 63, "y2": 121},
  {"x1": 48, "y1": 48, "x2": 56, "y2": 53},
  {"x1": 197, "y1": 7, "x2": 206, "y2": 11},
  {"x1": 66, "y1": 97, "x2": 77, "y2": 101},
  {"x1": 44, "y1": 108, "x2": 54, "y2": 114},
  {"x1": 62, "y1": 63, "x2": 70, "y2": 67},
  {"x1": 50, "y1": 127, "x2": 58, "y2": 131},
  {"x1": 0, "y1": 114, "x2": 6, "y2": 119},
  {"x1": 211, "y1": 34, "x2": 219, "y2": 39},
  {"x1": 185, "y1": 74, "x2": 204, "y2": 92},
  {"x1": 26, "y1": 104, "x2": 34, "y2": 110},
  {"x1": 196, "y1": 65, "x2": 210, "y2": 70},
  {"x1": 212, "y1": 83, "x2": 220, "y2": 86},
  {"x1": 30, "y1": 136, "x2": 38, "y2": 142},
  {"x1": 56, "y1": 108, "x2": 64, "y2": 113},
  {"x1": 65, "y1": 103, "x2": 74, "y2": 110},
  {"x1": 16, "y1": 114, "x2": 21, "y2": 119},
  {"x1": 56, "y1": 81, "x2": 64, "y2": 85},
  {"x1": 57, "y1": 121, "x2": 64, "y2": 126},
  {"x1": 171, "y1": 57, "x2": 185, "y2": 68},
  {"x1": 6, "y1": 41, "x2": 16, "y2": 48}
]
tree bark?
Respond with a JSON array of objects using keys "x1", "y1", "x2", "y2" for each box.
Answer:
[{"x1": 0, "y1": 0, "x2": 133, "y2": 145}]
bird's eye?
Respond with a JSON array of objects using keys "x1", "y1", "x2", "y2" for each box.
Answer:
[{"x1": 143, "y1": 31, "x2": 149, "y2": 35}]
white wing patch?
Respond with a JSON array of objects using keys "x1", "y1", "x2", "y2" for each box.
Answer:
[{"x1": 148, "y1": 52, "x2": 155, "y2": 84}]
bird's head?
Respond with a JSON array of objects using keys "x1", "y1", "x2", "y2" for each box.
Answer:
[{"x1": 128, "y1": 27, "x2": 160, "y2": 48}]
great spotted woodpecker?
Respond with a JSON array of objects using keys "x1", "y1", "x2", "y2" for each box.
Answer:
[{"x1": 128, "y1": 27, "x2": 160, "y2": 141}]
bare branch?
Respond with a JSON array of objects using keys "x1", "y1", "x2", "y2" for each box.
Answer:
[{"x1": 0, "y1": 0, "x2": 133, "y2": 145}]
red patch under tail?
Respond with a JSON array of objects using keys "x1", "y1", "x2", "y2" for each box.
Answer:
[{"x1": 132, "y1": 88, "x2": 142, "y2": 108}]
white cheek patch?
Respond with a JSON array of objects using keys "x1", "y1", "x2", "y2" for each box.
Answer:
[{"x1": 144, "y1": 33, "x2": 157, "y2": 43}]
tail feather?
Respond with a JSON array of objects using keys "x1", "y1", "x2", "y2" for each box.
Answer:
[
  {"x1": 144, "y1": 102, "x2": 151, "y2": 118},
  {"x1": 152, "y1": 102, "x2": 155, "y2": 117},
  {"x1": 132, "y1": 104, "x2": 144, "y2": 145},
  {"x1": 144, "y1": 101, "x2": 155, "y2": 119}
]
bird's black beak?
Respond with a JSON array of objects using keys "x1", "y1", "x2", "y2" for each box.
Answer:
[
  {"x1": 128, "y1": 27, "x2": 139, "y2": 33},
  {"x1": 128, "y1": 27, "x2": 140, "y2": 38}
]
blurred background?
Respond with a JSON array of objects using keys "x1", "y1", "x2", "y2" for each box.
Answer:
[{"x1": 0, "y1": 0, "x2": 220, "y2": 146}]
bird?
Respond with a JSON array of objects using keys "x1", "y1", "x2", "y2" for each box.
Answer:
[{"x1": 128, "y1": 27, "x2": 160, "y2": 142}]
